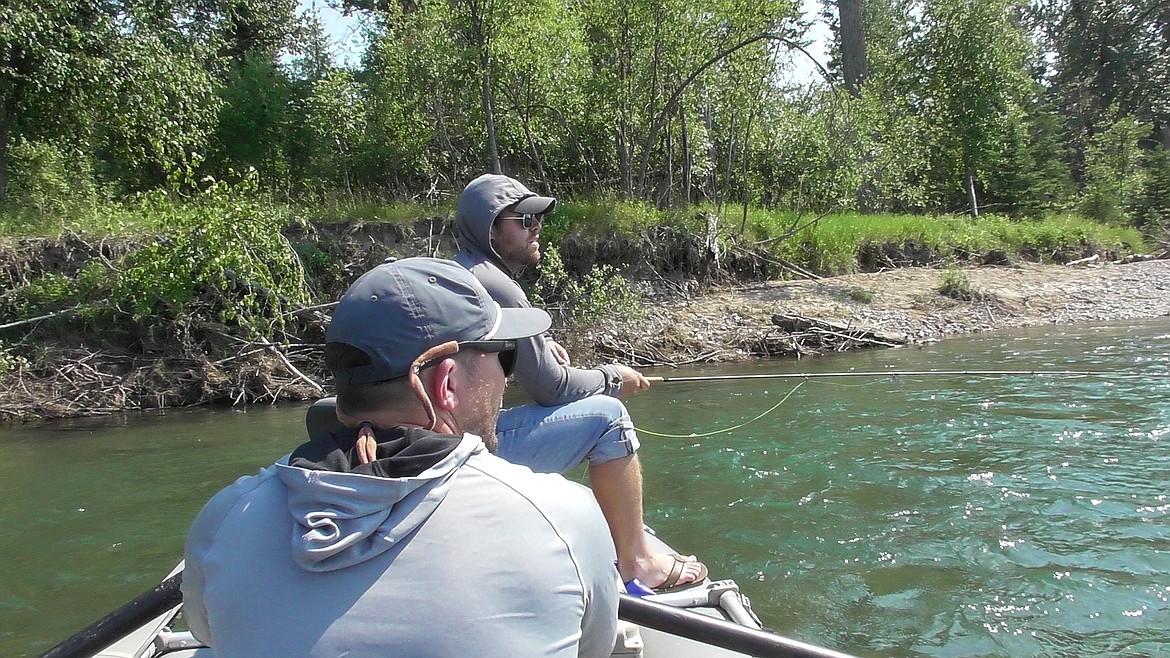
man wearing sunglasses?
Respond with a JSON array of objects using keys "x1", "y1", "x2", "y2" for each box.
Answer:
[
  {"x1": 182, "y1": 258, "x2": 620, "y2": 657},
  {"x1": 454, "y1": 174, "x2": 708, "y2": 594}
]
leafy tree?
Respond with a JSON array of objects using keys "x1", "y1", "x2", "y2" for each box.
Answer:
[
  {"x1": 1040, "y1": 0, "x2": 1170, "y2": 154},
  {"x1": 982, "y1": 96, "x2": 1074, "y2": 217},
  {"x1": 914, "y1": 0, "x2": 1033, "y2": 216},
  {"x1": 0, "y1": 0, "x2": 222, "y2": 201},
  {"x1": 210, "y1": 54, "x2": 294, "y2": 185},
  {"x1": 296, "y1": 70, "x2": 369, "y2": 193},
  {"x1": 490, "y1": 0, "x2": 587, "y2": 190},
  {"x1": 1079, "y1": 113, "x2": 1151, "y2": 225},
  {"x1": 204, "y1": 0, "x2": 300, "y2": 67},
  {"x1": 358, "y1": 5, "x2": 464, "y2": 190}
]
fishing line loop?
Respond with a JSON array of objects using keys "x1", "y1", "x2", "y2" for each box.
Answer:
[{"x1": 635, "y1": 382, "x2": 805, "y2": 438}]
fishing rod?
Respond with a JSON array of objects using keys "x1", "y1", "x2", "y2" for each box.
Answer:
[{"x1": 645, "y1": 369, "x2": 1162, "y2": 383}]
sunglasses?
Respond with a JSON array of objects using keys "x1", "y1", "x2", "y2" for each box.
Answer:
[
  {"x1": 499, "y1": 213, "x2": 544, "y2": 230},
  {"x1": 416, "y1": 339, "x2": 517, "y2": 378}
]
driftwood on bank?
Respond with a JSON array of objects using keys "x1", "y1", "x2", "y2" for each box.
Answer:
[
  {"x1": 765, "y1": 313, "x2": 906, "y2": 354},
  {"x1": 587, "y1": 309, "x2": 908, "y2": 368}
]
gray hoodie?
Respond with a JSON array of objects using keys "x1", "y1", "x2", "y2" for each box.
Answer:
[
  {"x1": 182, "y1": 426, "x2": 619, "y2": 657},
  {"x1": 454, "y1": 189, "x2": 624, "y2": 405}
]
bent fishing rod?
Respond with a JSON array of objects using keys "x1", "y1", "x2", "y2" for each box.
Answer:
[{"x1": 645, "y1": 369, "x2": 1164, "y2": 383}]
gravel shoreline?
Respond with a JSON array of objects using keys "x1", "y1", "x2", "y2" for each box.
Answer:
[{"x1": 586, "y1": 259, "x2": 1170, "y2": 365}]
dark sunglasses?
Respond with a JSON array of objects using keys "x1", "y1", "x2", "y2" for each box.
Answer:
[
  {"x1": 416, "y1": 339, "x2": 517, "y2": 378},
  {"x1": 499, "y1": 213, "x2": 543, "y2": 230}
]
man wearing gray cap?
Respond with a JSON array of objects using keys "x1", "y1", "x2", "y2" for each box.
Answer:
[
  {"x1": 181, "y1": 258, "x2": 620, "y2": 657},
  {"x1": 454, "y1": 174, "x2": 708, "y2": 593}
]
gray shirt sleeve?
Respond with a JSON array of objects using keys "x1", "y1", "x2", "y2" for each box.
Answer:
[
  {"x1": 470, "y1": 261, "x2": 624, "y2": 405},
  {"x1": 181, "y1": 467, "x2": 277, "y2": 647},
  {"x1": 524, "y1": 473, "x2": 622, "y2": 658}
]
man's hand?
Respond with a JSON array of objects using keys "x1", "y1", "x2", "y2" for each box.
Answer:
[
  {"x1": 547, "y1": 339, "x2": 572, "y2": 366},
  {"x1": 616, "y1": 365, "x2": 650, "y2": 397}
]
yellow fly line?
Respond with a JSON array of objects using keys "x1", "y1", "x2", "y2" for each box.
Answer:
[{"x1": 635, "y1": 382, "x2": 805, "y2": 439}]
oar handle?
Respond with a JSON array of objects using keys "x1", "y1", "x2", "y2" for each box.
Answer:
[
  {"x1": 40, "y1": 573, "x2": 183, "y2": 658},
  {"x1": 619, "y1": 594, "x2": 860, "y2": 658}
]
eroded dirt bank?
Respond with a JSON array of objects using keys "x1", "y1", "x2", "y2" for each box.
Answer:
[{"x1": 1, "y1": 221, "x2": 1167, "y2": 422}]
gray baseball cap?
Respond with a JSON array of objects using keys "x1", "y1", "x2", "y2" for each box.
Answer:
[
  {"x1": 326, "y1": 258, "x2": 551, "y2": 384},
  {"x1": 456, "y1": 174, "x2": 556, "y2": 225}
]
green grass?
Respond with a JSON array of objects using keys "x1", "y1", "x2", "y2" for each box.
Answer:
[
  {"x1": 848, "y1": 288, "x2": 875, "y2": 303},
  {"x1": 937, "y1": 266, "x2": 983, "y2": 301},
  {"x1": 1, "y1": 196, "x2": 1146, "y2": 277},
  {"x1": 0, "y1": 194, "x2": 446, "y2": 239},
  {"x1": 736, "y1": 210, "x2": 1145, "y2": 275},
  {"x1": 0, "y1": 201, "x2": 164, "y2": 238},
  {"x1": 552, "y1": 195, "x2": 665, "y2": 240},
  {"x1": 296, "y1": 198, "x2": 446, "y2": 225}
]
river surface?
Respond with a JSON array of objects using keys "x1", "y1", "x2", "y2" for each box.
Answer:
[{"x1": 2, "y1": 319, "x2": 1168, "y2": 657}]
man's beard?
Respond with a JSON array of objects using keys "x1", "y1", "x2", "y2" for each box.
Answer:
[
  {"x1": 497, "y1": 240, "x2": 540, "y2": 269},
  {"x1": 469, "y1": 404, "x2": 501, "y2": 452},
  {"x1": 461, "y1": 375, "x2": 502, "y2": 452}
]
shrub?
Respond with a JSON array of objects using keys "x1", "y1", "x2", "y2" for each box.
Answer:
[
  {"x1": 848, "y1": 288, "x2": 875, "y2": 303},
  {"x1": 116, "y1": 169, "x2": 310, "y2": 333},
  {"x1": 532, "y1": 245, "x2": 644, "y2": 328},
  {"x1": 937, "y1": 266, "x2": 983, "y2": 301},
  {"x1": 3, "y1": 139, "x2": 99, "y2": 230}
]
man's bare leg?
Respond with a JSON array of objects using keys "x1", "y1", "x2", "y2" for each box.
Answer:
[{"x1": 589, "y1": 454, "x2": 705, "y2": 588}]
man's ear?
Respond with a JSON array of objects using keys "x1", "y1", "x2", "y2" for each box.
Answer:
[{"x1": 427, "y1": 358, "x2": 459, "y2": 412}]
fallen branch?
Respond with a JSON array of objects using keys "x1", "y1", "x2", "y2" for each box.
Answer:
[
  {"x1": 1065, "y1": 254, "x2": 1099, "y2": 267},
  {"x1": 254, "y1": 335, "x2": 326, "y2": 397},
  {"x1": 732, "y1": 245, "x2": 821, "y2": 280},
  {"x1": 0, "y1": 307, "x2": 80, "y2": 331}
]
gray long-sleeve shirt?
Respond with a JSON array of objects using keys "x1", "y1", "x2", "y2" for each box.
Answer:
[
  {"x1": 182, "y1": 428, "x2": 619, "y2": 658},
  {"x1": 454, "y1": 205, "x2": 624, "y2": 406}
]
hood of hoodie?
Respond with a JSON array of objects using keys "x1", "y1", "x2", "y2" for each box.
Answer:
[
  {"x1": 276, "y1": 428, "x2": 483, "y2": 573},
  {"x1": 454, "y1": 174, "x2": 554, "y2": 277},
  {"x1": 454, "y1": 189, "x2": 508, "y2": 275}
]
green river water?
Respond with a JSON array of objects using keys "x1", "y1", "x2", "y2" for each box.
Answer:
[{"x1": 2, "y1": 319, "x2": 1168, "y2": 657}]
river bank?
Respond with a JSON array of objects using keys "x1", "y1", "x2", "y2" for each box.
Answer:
[
  {"x1": 577, "y1": 257, "x2": 1170, "y2": 365},
  {"x1": 2, "y1": 247, "x2": 1167, "y2": 422}
]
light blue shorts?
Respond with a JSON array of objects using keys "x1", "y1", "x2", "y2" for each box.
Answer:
[{"x1": 495, "y1": 395, "x2": 641, "y2": 474}]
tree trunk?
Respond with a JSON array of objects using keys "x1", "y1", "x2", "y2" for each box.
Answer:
[
  {"x1": 618, "y1": 121, "x2": 632, "y2": 198},
  {"x1": 680, "y1": 104, "x2": 691, "y2": 205},
  {"x1": 0, "y1": 105, "x2": 9, "y2": 203},
  {"x1": 964, "y1": 171, "x2": 980, "y2": 218},
  {"x1": 522, "y1": 119, "x2": 548, "y2": 192},
  {"x1": 643, "y1": 11, "x2": 663, "y2": 200},
  {"x1": 479, "y1": 50, "x2": 501, "y2": 174},
  {"x1": 0, "y1": 71, "x2": 22, "y2": 204},
  {"x1": 660, "y1": 118, "x2": 673, "y2": 208},
  {"x1": 704, "y1": 100, "x2": 716, "y2": 204},
  {"x1": 838, "y1": 0, "x2": 867, "y2": 98},
  {"x1": 740, "y1": 98, "x2": 758, "y2": 235},
  {"x1": 719, "y1": 115, "x2": 736, "y2": 215}
]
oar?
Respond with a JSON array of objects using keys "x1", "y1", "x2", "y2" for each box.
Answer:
[
  {"x1": 619, "y1": 594, "x2": 861, "y2": 658},
  {"x1": 41, "y1": 568, "x2": 860, "y2": 658},
  {"x1": 645, "y1": 369, "x2": 1159, "y2": 383},
  {"x1": 39, "y1": 573, "x2": 183, "y2": 658}
]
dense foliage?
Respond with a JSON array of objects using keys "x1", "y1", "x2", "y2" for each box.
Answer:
[{"x1": 0, "y1": 0, "x2": 1166, "y2": 237}]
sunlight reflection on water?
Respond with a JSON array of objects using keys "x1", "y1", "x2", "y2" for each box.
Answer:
[
  {"x1": 634, "y1": 319, "x2": 1170, "y2": 657},
  {"x1": 1, "y1": 319, "x2": 1167, "y2": 657}
]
